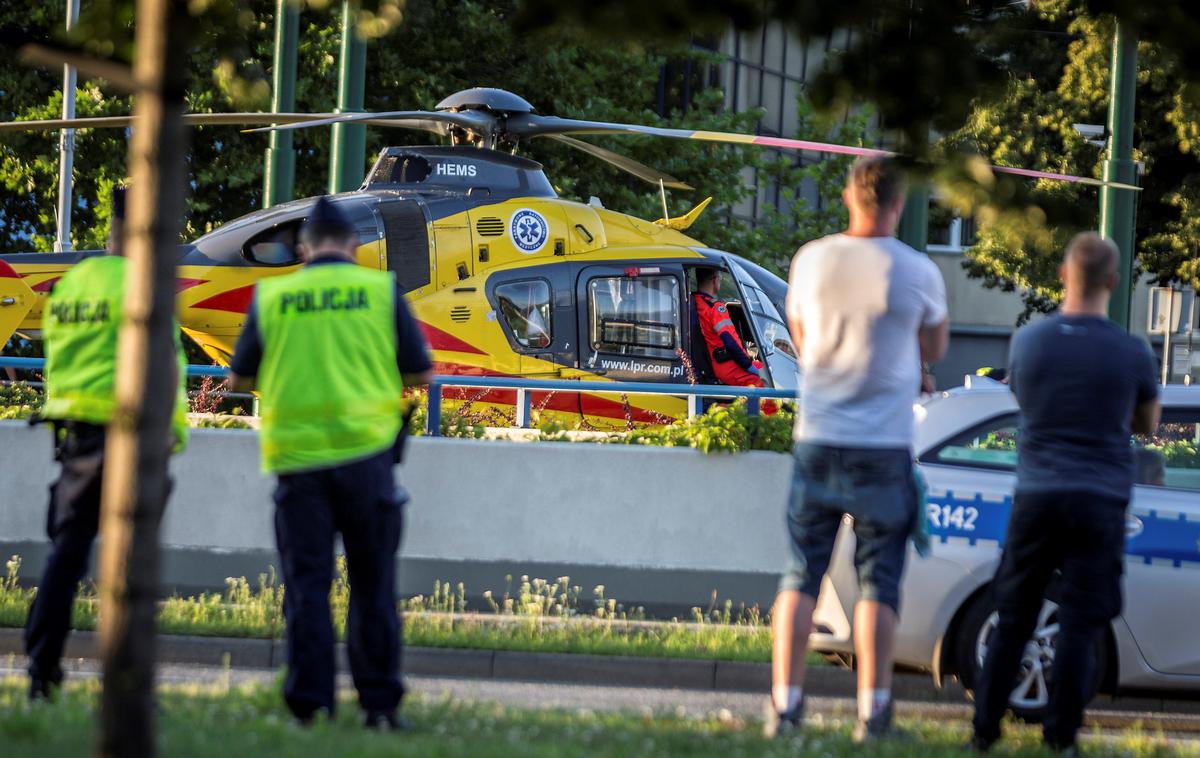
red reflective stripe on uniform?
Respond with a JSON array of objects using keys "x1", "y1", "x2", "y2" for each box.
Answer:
[{"x1": 692, "y1": 291, "x2": 761, "y2": 389}]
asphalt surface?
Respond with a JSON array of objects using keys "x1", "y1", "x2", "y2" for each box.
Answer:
[{"x1": 3, "y1": 657, "x2": 1200, "y2": 748}]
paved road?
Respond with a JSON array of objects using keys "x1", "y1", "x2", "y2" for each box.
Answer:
[{"x1": 4, "y1": 657, "x2": 1200, "y2": 746}]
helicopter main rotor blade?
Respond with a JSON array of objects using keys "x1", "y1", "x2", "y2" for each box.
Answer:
[
  {"x1": 507, "y1": 115, "x2": 1141, "y2": 192},
  {"x1": 0, "y1": 113, "x2": 344, "y2": 133},
  {"x1": 543, "y1": 134, "x2": 693, "y2": 191},
  {"x1": 241, "y1": 110, "x2": 496, "y2": 135}
]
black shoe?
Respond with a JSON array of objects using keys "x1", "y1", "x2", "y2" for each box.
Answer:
[
  {"x1": 28, "y1": 677, "x2": 57, "y2": 702},
  {"x1": 853, "y1": 699, "x2": 899, "y2": 743},
  {"x1": 966, "y1": 733, "x2": 996, "y2": 753},
  {"x1": 762, "y1": 697, "x2": 804, "y2": 738},
  {"x1": 291, "y1": 706, "x2": 332, "y2": 728},
  {"x1": 363, "y1": 709, "x2": 410, "y2": 732},
  {"x1": 1045, "y1": 740, "x2": 1079, "y2": 756}
]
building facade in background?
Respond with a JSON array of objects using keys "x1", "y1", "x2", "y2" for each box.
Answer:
[{"x1": 670, "y1": 22, "x2": 1156, "y2": 386}]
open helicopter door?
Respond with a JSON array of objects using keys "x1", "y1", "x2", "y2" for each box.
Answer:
[{"x1": 0, "y1": 260, "x2": 35, "y2": 351}]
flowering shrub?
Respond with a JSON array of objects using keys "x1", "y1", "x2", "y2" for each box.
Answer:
[
  {"x1": 0, "y1": 382, "x2": 42, "y2": 420},
  {"x1": 620, "y1": 400, "x2": 794, "y2": 454}
]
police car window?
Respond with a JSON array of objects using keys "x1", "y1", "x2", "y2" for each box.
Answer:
[
  {"x1": 243, "y1": 222, "x2": 301, "y2": 266},
  {"x1": 929, "y1": 415, "x2": 1019, "y2": 470},
  {"x1": 495, "y1": 280, "x2": 552, "y2": 350},
  {"x1": 589, "y1": 275, "x2": 679, "y2": 360},
  {"x1": 1134, "y1": 410, "x2": 1200, "y2": 490}
]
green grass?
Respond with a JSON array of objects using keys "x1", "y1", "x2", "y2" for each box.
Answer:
[
  {"x1": 0, "y1": 676, "x2": 1188, "y2": 758},
  {"x1": 2, "y1": 556, "x2": 799, "y2": 665}
]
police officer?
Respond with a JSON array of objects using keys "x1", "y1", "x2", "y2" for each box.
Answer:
[
  {"x1": 691, "y1": 267, "x2": 766, "y2": 389},
  {"x1": 24, "y1": 187, "x2": 189, "y2": 700},
  {"x1": 227, "y1": 197, "x2": 432, "y2": 730}
]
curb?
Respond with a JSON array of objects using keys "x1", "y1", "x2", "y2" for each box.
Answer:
[
  {"x1": 0, "y1": 626, "x2": 959, "y2": 700},
  {"x1": 3, "y1": 627, "x2": 1196, "y2": 715}
]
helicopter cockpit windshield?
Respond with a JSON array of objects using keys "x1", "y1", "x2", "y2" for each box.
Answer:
[{"x1": 727, "y1": 258, "x2": 799, "y2": 389}]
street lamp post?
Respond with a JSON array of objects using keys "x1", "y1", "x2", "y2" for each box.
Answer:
[
  {"x1": 262, "y1": 0, "x2": 299, "y2": 208},
  {"x1": 329, "y1": 0, "x2": 366, "y2": 194},
  {"x1": 53, "y1": 0, "x2": 81, "y2": 252},
  {"x1": 1100, "y1": 20, "x2": 1139, "y2": 329},
  {"x1": 898, "y1": 184, "x2": 930, "y2": 253}
]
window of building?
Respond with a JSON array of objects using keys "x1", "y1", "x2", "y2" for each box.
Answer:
[
  {"x1": 588, "y1": 275, "x2": 680, "y2": 359},
  {"x1": 929, "y1": 205, "x2": 955, "y2": 247},
  {"x1": 927, "y1": 203, "x2": 981, "y2": 254},
  {"x1": 495, "y1": 280, "x2": 552, "y2": 350}
]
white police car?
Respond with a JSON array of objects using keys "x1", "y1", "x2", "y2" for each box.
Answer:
[{"x1": 809, "y1": 379, "x2": 1200, "y2": 719}]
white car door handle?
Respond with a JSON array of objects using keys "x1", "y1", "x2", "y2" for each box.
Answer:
[{"x1": 1125, "y1": 514, "x2": 1144, "y2": 539}]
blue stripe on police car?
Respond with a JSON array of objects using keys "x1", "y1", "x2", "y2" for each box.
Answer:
[{"x1": 925, "y1": 492, "x2": 1200, "y2": 567}]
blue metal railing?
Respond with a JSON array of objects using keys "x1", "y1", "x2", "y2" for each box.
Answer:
[
  {"x1": 0, "y1": 357, "x2": 796, "y2": 435},
  {"x1": 0, "y1": 356, "x2": 228, "y2": 378},
  {"x1": 425, "y1": 376, "x2": 793, "y2": 436}
]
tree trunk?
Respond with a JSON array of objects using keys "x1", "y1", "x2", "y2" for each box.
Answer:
[{"x1": 96, "y1": 0, "x2": 190, "y2": 755}]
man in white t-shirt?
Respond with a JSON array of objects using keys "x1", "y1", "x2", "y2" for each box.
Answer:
[{"x1": 765, "y1": 156, "x2": 949, "y2": 742}]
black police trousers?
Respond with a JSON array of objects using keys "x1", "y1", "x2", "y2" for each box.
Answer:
[
  {"x1": 24, "y1": 422, "x2": 106, "y2": 684},
  {"x1": 272, "y1": 448, "x2": 405, "y2": 718},
  {"x1": 973, "y1": 490, "x2": 1127, "y2": 749}
]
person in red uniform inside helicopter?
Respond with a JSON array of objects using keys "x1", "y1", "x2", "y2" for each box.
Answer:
[{"x1": 691, "y1": 266, "x2": 766, "y2": 388}]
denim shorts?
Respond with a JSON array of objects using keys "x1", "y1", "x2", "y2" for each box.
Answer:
[{"x1": 779, "y1": 442, "x2": 917, "y2": 612}]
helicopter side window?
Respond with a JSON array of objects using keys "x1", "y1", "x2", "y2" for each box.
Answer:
[
  {"x1": 495, "y1": 280, "x2": 552, "y2": 350},
  {"x1": 588, "y1": 275, "x2": 679, "y2": 360},
  {"x1": 242, "y1": 221, "x2": 302, "y2": 267}
]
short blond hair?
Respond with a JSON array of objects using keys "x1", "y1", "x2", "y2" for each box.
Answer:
[
  {"x1": 847, "y1": 156, "x2": 907, "y2": 215},
  {"x1": 1064, "y1": 232, "x2": 1118, "y2": 297}
]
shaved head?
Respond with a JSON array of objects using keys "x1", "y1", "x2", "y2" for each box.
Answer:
[
  {"x1": 846, "y1": 156, "x2": 907, "y2": 217},
  {"x1": 1062, "y1": 232, "x2": 1119, "y2": 298}
]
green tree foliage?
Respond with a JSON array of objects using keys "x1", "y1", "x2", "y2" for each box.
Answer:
[
  {"x1": 3, "y1": 0, "x2": 837, "y2": 265},
  {"x1": 515, "y1": 0, "x2": 1200, "y2": 307},
  {"x1": 940, "y1": 0, "x2": 1200, "y2": 313},
  {"x1": 750, "y1": 99, "x2": 872, "y2": 272}
]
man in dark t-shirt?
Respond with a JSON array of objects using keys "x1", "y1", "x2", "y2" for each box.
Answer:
[{"x1": 971, "y1": 233, "x2": 1160, "y2": 753}]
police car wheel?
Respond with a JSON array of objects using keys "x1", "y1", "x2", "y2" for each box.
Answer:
[{"x1": 955, "y1": 593, "x2": 1106, "y2": 723}]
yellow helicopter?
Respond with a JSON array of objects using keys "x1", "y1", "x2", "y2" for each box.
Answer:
[{"x1": 0, "y1": 87, "x2": 1132, "y2": 427}]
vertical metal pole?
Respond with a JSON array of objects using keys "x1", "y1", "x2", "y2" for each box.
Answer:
[
  {"x1": 1101, "y1": 21, "x2": 1139, "y2": 330},
  {"x1": 897, "y1": 183, "x2": 930, "y2": 252},
  {"x1": 1161, "y1": 288, "x2": 1173, "y2": 386},
  {"x1": 516, "y1": 388, "x2": 530, "y2": 428},
  {"x1": 53, "y1": 0, "x2": 81, "y2": 252},
  {"x1": 329, "y1": 0, "x2": 367, "y2": 194},
  {"x1": 263, "y1": 0, "x2": 299, "y2": 208},
  {"x1": 426, "y1": 383, "x2": 442, "y2": 436}
]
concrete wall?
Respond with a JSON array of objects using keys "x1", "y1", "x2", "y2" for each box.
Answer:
[{"x1": 0, "y1": 422, "x2": 794, "y2": 613}]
